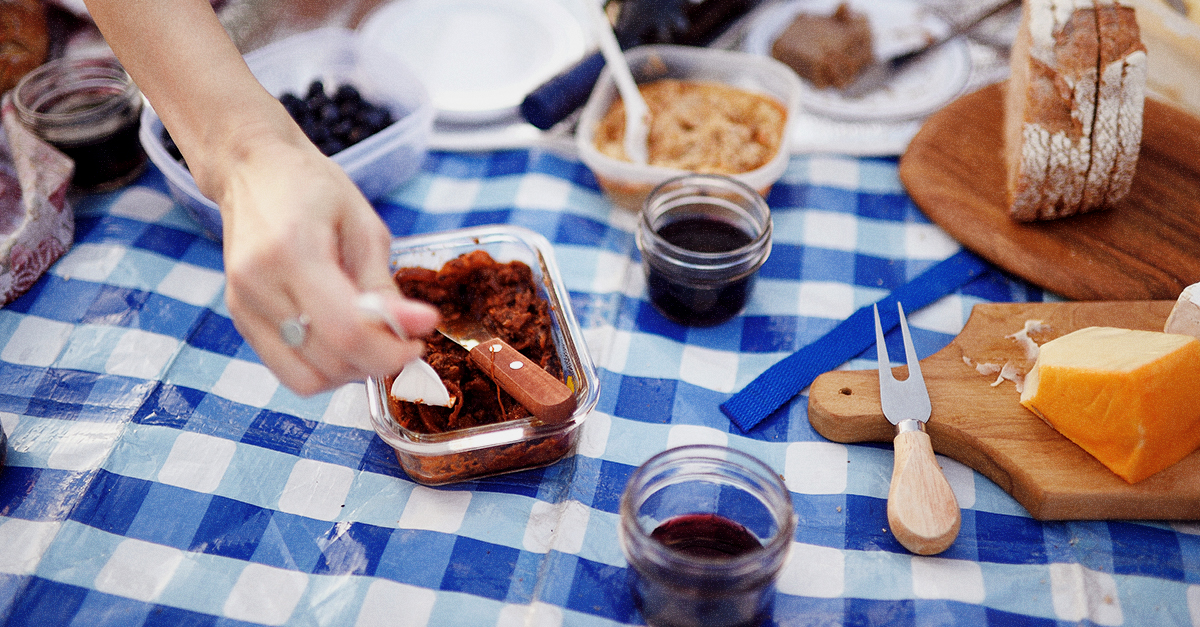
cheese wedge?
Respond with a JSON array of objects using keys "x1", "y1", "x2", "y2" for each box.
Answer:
[{"x1": 1020, "y1": 326, "x2": 1200, "y2": 483}]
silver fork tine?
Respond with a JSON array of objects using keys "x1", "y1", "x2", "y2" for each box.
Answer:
[
  {"x1": 873, "y1": 304, "x2": 897, "y2": 417},
  {"x1": 875, "y1": 303, "x2": 930, "y2": 422},
  {"x1": 873, "y1": 303, "x2": 890, "y2": 374},
  {"x1": 896, "y1": 302, "x2": 931, "y2": 420}
]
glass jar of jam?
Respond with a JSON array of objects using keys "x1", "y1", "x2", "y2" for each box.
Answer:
[
  {"x1": 637, "y1": 174, "x2": 772, "y2": 326},
  {"x1": 619, "y1": 445, "x2": 795, "y2": 627},
  {"x1": 13, "y1": 56, "x2": 147, "y2": 193}
]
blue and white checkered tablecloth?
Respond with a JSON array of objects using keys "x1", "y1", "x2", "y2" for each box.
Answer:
[{"x1": 1, "y1": 148, "x2": 1197, "y2": 627}]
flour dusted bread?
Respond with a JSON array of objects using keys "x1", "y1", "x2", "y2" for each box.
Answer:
[
  {"x1": 1004, "y1": 0, "x2": 1147, "y2": 222},
  {"x1": 1089, "y1": 3, "x2": 1147, "y2": 206}
]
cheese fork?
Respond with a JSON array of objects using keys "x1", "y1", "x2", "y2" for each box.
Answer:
[{"x1": 874, "y1": 302, "x2": 961, "y2": 555}]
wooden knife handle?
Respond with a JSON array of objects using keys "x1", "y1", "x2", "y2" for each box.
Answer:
[
  {"x1": 887, "y1": 428, "x2": 961, "y2": 555},
  {"x1": 468, "y1": 338, "x2": 577, "y2": 425}
]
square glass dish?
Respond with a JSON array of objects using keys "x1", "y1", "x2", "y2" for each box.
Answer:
[
  {"x1": 365, "y1": 225, "x2": 600, "y2": 485},
  {"x1": 575, "y1": 44, "x2": 802, "y2": 212},
  {"x1": 139, "y1": 27, "x2": 435, "y2": 240}
]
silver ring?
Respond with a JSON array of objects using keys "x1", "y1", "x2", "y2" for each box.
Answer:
[{"x1": 279, "y1": 314, "x2": 310, "y2": 348}]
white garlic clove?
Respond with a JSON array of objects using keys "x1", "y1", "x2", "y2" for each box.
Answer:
[{"x1": 390, "y1": 359, "x2": 454, "y2": 407}]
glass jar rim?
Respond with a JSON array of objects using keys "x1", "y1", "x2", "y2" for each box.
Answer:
[
  {"x1": 618, "y1": 444, "x2": 795, "y2": 578},
  {"x1": 639, "y1": 173, "x2": 773, "y2": 263},
  {"x1": 12, "y1": 56, "x2": 139, "y2": 126}
]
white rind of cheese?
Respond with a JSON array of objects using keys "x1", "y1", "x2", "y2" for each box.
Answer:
[
  {"x1": 390, "y1": 359, "x2": 455, "y2": 407},
  {"x1": 1165, "y1": 282, "x2": 1200, "y2": 339}
]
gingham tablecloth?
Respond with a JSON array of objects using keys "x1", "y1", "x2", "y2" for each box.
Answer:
[{"x1": 0, "y1": 148, "x2": 1196, "y2": 627}]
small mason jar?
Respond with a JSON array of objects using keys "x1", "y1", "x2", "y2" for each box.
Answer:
[
  {"x1": 637, "y1": 174, "x2": 772, "y2": 327},
  {"x1": 619, "y1": 445, "x2": 795, "y2": 627},
  {"x1": 13, "y1": 56, "x2": 147, "y2": 192}
]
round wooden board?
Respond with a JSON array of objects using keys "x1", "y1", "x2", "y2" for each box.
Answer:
[{"x1": 899, "y1": 82, "x2": 1200, "y2": 301}]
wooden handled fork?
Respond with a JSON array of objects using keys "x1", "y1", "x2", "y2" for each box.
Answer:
[{"x1": 874, "y1": 302, "x2": 961, "y2": 555}]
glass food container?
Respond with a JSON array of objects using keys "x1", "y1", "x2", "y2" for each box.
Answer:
[
  {"x1": 13, "y1": 56, "x2": 147, "y2": 192},
  {"x1": 365, "y1": 225, "x2": 599, "y2": 485},
  {"x1": 638, "y1": 174, "x2": 772, "y2": 326},
  {"x1": 619, "y1": 445, "x2": 795, "y2": 627}
]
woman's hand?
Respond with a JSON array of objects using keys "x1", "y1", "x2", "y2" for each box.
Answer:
[
  {"x1": 214, "y1": 126, "x2": 438, "y2": 396},
  {"x1": 84, "y1": 0, "x2": 438, "y2": 396}
]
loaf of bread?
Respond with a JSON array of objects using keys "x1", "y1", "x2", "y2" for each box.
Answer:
[{"x1": 1004, "y1": 0, "x2": 1147, "y2": 222}]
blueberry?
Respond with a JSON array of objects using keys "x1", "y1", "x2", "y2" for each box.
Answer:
[
  {"x1": 320, "y1": 139, "x2": 346, "y2": 156},
  {"x1": 279, "y1": 93, "x2": 303, "y2": 116},
  {"x1": 319, "y1": 102, "x2": 340, "y2": 123},
  {"x1": 306, "y1": 80, "x2": 326, "y2": 100},
  {"x1": 330, "y1": 119, "x2": 354, "y2": 141},
  {"x1": 333, "y1": 84, "x2": 361, "y2": 104},
  {"x1": 305, "y1": 93, "x2": 331, "y2": 115},
  {"x1": 275, "y1": 81, "x2": 391, "y2": 155},
  {"x1": 306, "y1": 124, "x2": 330, "y2": 144},
  {"x1": 358, "y1": 107, "x2": 390, "y2": 130},
  {"x1": 347, "y1": 125, "x2": 370, "y2": 144},
  {"x1": 161, "y1": 128, "x2": 183, "y2": 161}
]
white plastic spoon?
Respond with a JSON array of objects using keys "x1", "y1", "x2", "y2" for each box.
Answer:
[
  {"x1": 588, "y1": 0, "x2": 649, "y2": 164},
  {"x1": 356, "y1": 292, "x2": 455, "y2": 408}
]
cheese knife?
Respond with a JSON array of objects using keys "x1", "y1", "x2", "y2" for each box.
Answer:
[{"x1": 437, "y1": 315, "x2": 577, "y2": 425}]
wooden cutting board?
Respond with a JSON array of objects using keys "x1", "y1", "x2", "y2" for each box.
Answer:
[
  {"x1": 807, "y1": 300, "x2": 1200, "y2": 521},
  {"x1": 899, "y1": 82, "x2": 1200, "y2": 301}
]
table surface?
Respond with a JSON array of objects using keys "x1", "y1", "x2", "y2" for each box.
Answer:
[{"x1": 1, "y1": 145, "x2": 1197, "y2": 627}]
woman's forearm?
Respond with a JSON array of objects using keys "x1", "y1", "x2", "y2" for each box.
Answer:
[{"x1": 82, "y1": 0, "x2": 308, "y2": 208}]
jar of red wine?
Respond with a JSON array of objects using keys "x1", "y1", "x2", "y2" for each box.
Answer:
[
  {"x1": 13, "y1": 56, "x2": 147, "y2": 192},
  {"x1": 619, "y1": 445, "x2": 795, "y2": 627},
  {"x1": 637, "y1": 174, "x2": 772, "y2": 326}
]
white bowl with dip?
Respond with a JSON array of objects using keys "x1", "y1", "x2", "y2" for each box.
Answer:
[{"x1": 576, "y1": 44, "x2": 803, "y2": 212}]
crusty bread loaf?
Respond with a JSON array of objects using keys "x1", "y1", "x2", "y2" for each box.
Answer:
[
  {"x1": 1092, "y1": 2, "x2": 1147, "y2": 207},
  {"x1": 1004, "y1": 0, "x2": 1147, "y2": 222}
]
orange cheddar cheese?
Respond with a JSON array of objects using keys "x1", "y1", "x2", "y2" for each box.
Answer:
[{"x1": 1020, "y1": 326, "x2": 1200, "y2": 483}]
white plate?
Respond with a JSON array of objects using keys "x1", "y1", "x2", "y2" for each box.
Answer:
[
  {"x1": 742, "y1": 0, "x2": 972, "y2": 121},
  {"x1": 359, "y1": 0, "x2": 589, "y2": 125}
]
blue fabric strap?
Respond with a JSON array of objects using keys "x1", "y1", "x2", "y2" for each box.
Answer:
[{"x1": 720, "y1": 249, "x2": 990, "y2": 432}]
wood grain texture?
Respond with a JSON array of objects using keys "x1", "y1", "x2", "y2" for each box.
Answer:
[
  {"x1": 469, "y1": 338, "x2": 577, "y2": 425},
  {"x1": 899, "y1": 82, "x2": 1200, "y2": 301},
  {"x1": 807, "y1": 300, "x2": 1200, "y2": 521},
  {"x1": 888, "y1": 429, "x2": 961, "y2": 555}
]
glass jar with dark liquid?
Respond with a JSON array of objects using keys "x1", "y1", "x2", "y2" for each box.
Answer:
[
  {"x1": 638, "y1": 174, "x2": 772, "y2": 326},
  {"x1": 619, "y1": 445, "x2": 795, "y2": 627},
  {"x1": 13, "y1": 57, "x2": 147, "y2": 192}
]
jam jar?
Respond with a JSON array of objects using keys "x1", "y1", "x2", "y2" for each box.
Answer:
[
  {"x1": 13, "y1": 56, "x2": 147, "y2": 192},
  {"x1": 619, "y1": 445, "x2": 795, "y2": 627},
  {"x1": 637, "y1": 174, "x2": 772, "y2": 326}
]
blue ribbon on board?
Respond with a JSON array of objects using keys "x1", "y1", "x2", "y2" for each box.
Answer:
[{"x1": 720, "y1": 249, "x2": 991, "y2": 432}]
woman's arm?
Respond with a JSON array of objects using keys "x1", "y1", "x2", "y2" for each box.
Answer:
[{"x1": 84, "y1": 0, "x2": 439, "y2": 395}]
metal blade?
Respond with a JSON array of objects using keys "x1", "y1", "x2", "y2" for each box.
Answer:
[{"x1": 435, "y1": 316, "x2": 492, "y2": 351}]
